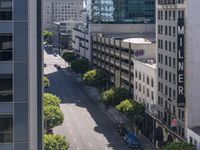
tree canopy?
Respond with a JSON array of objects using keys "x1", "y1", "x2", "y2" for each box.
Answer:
[
  {"x1": 44, "y1": 76, "x2": 50, "y2": 88},
  {"x1": 44, "y1": 93, "x2": 61, "y2": 107},
  {"x1": 44, "y1": 134, "x2": 69, "y2": 150},
  {"x1": 43, "y1": 30, "x2": 53, "y2": 44},
  {"x1": 62, "y1": 52, "x2": 76, "y2": 63},
  {"x1": 44, "y1": 106, "x2": 64, "y2": 129},
  {"x1": 83, "y1": 69, "x2": 107, "y2": 87},
  {"x1": 71, "y1": 59, "x2": 89, "y2": 74},
  {"x1": 101, "y1": 87, "x2": 129, "y2": 106},
  {"x1": 163, "y1": 142, "x2": 195, "y2": 150},
  {"x1": 116, "y1": 99, "x2": 145, "y2": 119}
]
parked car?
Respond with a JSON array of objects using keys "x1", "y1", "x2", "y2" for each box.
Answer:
[
  {"x1": 47, "y1": 129, "x2": 53, "y2": 134},
  {"x1": 44, "y1": 63, "x2": 47, "y2": 67},
  {"x1": 124, "y1": 132, "x2": 140, "y2": 150},
  {"x1": 54, "y1": 64, "x2": 58, "y2": 67},
  {"x1": 117, "y1": 123, "x2": 128, "y2": 136}
]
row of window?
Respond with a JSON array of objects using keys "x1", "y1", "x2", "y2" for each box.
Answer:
[
  {"x1": 158, "y1": 54, "x2": 176, "y2": 69},
  {"x1": 0, "y1": 115, "x2": 13, "y2": 143},
  {"x1": 158, "y1": 25, "x2": 176, "y2": 36},
  {"x1": 135, "y1": 82, "x2": 154, "y2": 101},
  {"x1": 135, "y1": 71, "x2": 154, "y2": 87},
  {"x1": 158, "y1": 39, "x2": 176, "y2": 52},
  {"x1": 158, "y1": 81, "x2": 176, "y2": 98},
  {"x1": 158, "y1": 0, "x2": 184, "y2": 5}
]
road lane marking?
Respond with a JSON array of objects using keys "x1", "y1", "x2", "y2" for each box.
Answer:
[
  {"x1": 88, "y1": 142, "x2": 93, "y2": 148},
  {"x1": 73, "y1": 138, "x2": 76, "y2": 142},
  {"x1": 70, "y1": 130, "x2": 72, "y2": 134},
  {"x1": 78, "y1": 123, "x2": 81, "y2": 127},
  {"x1": 77, "y1": 146, "x2": 80, "y2": 150},
  {"x1": 87, "y1": 118, "x2": 90, "y2": 122}
]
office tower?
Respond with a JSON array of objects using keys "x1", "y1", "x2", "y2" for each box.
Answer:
[
  {"x1": 43, "y1": 0, "x2": 85, "y2": 30},
  {"x1": 91, "y1": 0, "x2": 155, "y2": 24},
  {"x1": 156, "y1": 0, "x2": 200, "y2": 144},
  {"x1": 0, "y1": 0, "x2": 43, "y2": 149}
]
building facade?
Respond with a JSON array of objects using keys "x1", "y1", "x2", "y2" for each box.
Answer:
[
  {"x1": 92, "y1": 35, "x2": 156, "y2": 97},
  {"x1": 43, "y1": 0, "x2": 85, "y2": 30},
  {"x1": 72, "y1": 26, "x2": 90, "y2": 61},
  {"x1": 0, "y1": 0, "x2": 43, "y2": 149},
  {"x1": 134, "y1": 60, "x2": 156, "y2": 114},
  {"x1": 91, "y1": 0, "x2": 155, "y2": 24},
  {"x1": 156, "y1": 0, "x2": 200, "y2": 146}
]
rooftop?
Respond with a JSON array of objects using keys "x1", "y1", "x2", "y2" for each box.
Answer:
[
  {"x1": 123, "y1": 38, "x2": 152, "y2": 44},
  {"x1": 135, "y1": 59, "x2": 156, "y2": 69}
]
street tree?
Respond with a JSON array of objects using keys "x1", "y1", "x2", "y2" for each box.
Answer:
[
  {"x1": 71, "y1": 59, "x2": 89, "y2": 74},
  {"x1": 101, "y1": 88, "x2": 115, "y2": 105},
  {"x1": 44, "y1": 76, "x2": 50, "y2": 88},
  {"x1": 116, "y1": 99, "x2": 145, "y2": 120},
  {"x1": 101, "y1": 87, "x2": 129, "y2": 106},
  {"x1": 83, "y1": 69, "x2": 107, "y2": 87},
  {"x1": 43, "y1": 30, "x2": 53, "y2": 44},
  {"x1": 44, "y1": 93, "x2": 61, "y2": 107},
  {"x1": 62, "y1": 52, "x2": 76, "y2": 63},
  {"x1": 44, "y1": 106, "x2": 64, "y2": 130},
  {"x1": 44, "y1": 134, "x2": 69, "y2": 150},
  {"x1": 163, "y1": 142, "x2": 195, "y2": 150}
]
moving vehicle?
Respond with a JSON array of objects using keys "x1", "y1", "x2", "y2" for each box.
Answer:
[{"x1": 124, "y1": 132, "x2": 140, "y2": 150}]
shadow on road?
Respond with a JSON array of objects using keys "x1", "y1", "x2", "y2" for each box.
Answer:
[{"x1": 45, "y1": 68, "x2": 129, "y2": 150}]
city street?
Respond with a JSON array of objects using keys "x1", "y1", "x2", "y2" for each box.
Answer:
[{"x1": 44, "y1": 48, "x2": 129, "y2": 150}]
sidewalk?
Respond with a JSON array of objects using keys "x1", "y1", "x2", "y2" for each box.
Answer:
[{"x1": 83, "y1": 85, "x2": 156, "y2": 150}]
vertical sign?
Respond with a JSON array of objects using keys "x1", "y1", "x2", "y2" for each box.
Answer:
[{"x1": 177, "y1": 18, "x2": 185, "y2": 107}]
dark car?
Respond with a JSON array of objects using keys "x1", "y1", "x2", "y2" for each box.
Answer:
[
  {"x1": 117, "y1": 123, "x2": 128, "y2": 136},
  {"x1": 124, "y1": 132, "x2": 140, "y2": 150},
  {"x1": 44, "y1": 63, "x2": 47, "y2": 67},
  {"x1": 54, "y1": 64, "x2": 58, "y2": 67},
  {"x1": 47, "y1": 129, "x2": 53, "y2": 134}
]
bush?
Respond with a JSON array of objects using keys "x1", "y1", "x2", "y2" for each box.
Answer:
[
  {"x1": 101, "y1": 88, "x2": 115, "y2": 105},
  {"x1": 163, "y1": 142, "x2": 195, "y2": 150},
  {"x1": 44, "y1": 106, "x2": 64, "y2": 129},
  {"x1": 83, "y1": 69, "x2": 107, "y2": 87},
  {"x1": 101, "y1": 87, "x2": 129, "y2": 106},
  {"x1": 44, "y1": 76, "x2": 50, "y2": 88},
  {"x1": 71, "y1": 59, "x2": 89, "y2": 74},
  {"x1": 44, "y1": 93, "x2": 61, "y2": 107},
  {"x1": 44, "y1": 134, "x2": 69, "y2": 150},
  {"x1": 62, "y1": 52, "x2": 76, "y2": 63}
]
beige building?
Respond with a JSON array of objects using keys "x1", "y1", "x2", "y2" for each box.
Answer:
[{"x1": 92, "y1": 34, "x2": 156, "y2": 97}]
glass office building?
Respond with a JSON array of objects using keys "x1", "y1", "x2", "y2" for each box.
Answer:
[
  {"x1": 91, "y1": 0, "x2": 155, "y2": 24},
  {"x1": 0, "y1": 0, "x2": 43, "y2": 149}
]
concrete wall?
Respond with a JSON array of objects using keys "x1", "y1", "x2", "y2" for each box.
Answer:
[
  {"x1": 89, "y1": 24, "x2": 155, "y2": 34},
  {"x1": 186, "y1": 0, "x2": 200, "y2": 128}
]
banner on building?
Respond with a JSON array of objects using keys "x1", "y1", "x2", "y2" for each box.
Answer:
[{"x1": 177, "y1": 18, "x2": 185, "y2": 107}]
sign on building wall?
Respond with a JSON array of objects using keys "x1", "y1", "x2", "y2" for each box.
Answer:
[{"x1": 177, "y1": 18, "x2": 185, "y2": 107}]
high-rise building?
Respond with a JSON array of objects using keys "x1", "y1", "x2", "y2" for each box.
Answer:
[
  {"x1": 0, "y1": 0, "x2": 43, "y2": 149},
  {"x1": 91, "y1": 0, "x2": 155, "y2": 24},
  {"x1": 43, "y1": 0, "x2": 85, "y2": 30},
  {"x1": 156, "y1": 0, "x2": 200, "y2": 145}
]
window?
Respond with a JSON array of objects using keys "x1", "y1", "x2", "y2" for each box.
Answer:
[
  {"x1": 0, "y1": 115, "x2": 13, "y2": 143},
  {"x1": 147, "y1": 76, "x2": 149, "y2": 85},
  {"x1": 0, "y1": 34, "x2": 12, "y2": 61},
  {"x1": 151, "y1": 79, "x2": 154, "y2": 87},
  {"x1": 0, "y1": 74, "x2": 12, "y2": 102},
  {"x1": 0, "y1": 0, "x2": 12, "y2": 20}
]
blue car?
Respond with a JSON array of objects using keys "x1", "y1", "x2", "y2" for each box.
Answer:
[{"x1": 124, "y1": 132, "x2": 140, "y2": 150}]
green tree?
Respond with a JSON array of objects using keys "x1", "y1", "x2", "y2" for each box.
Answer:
[
  {"x1": 44, "y1": 106, "x2": 64, "y2": 129},
  {"x1": 43, "y1": 30, "x2": 53, "y2": 44},
  {"x1": 116, "y1": 99, "x2": 145, "y2": 119},
  {"x1": 83, "y1": 69, "x2": 107, "y2": 87},
  {"x1": 62, "y1": 52, "x2": 76, "y2": 63},
  {"x1": 101, "y1": 87, "x2": 129, "y2": 106},
  {"x1": 44, "y1": 76, "x2": 50, "y2": 88},
  {"x1": 44, "y1": 134, "x2": 69, "y2": 150},
  {"x1": 113, "y1": 87, "x2": 129, "y2": 105},
  {"x1": 44, "y1": 93, "x2": 61, "y2": 107},
  {"x1": 101, "y1": 88, "x2": 115, "y2": 105},
  {"x1": 71, "y1": 59, "x2": 89, "y2": 74},
  {"x1": 163, "y1": 142, "x2": 195, "y2": 150}
]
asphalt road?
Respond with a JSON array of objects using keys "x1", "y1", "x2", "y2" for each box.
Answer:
[{"x1": 44, "y1": 49, "x2": 129, "y2": 150}]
